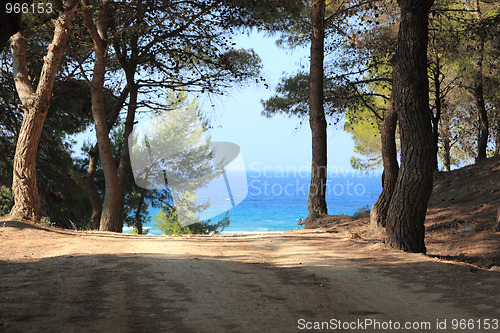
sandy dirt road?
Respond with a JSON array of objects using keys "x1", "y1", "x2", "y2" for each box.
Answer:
[{"x1": 1, "y1": 219, "x2": 499, "y2": 332}]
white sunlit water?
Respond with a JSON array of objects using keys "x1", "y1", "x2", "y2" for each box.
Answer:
[{"x1": 123, "y1": 170, "x2": 382, "y2": 236}]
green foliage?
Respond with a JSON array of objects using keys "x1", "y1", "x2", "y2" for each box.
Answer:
[
  {"x1": 77, "y1": 123, "x2": 169, "y2": 233},
  {"x1": 262, "y1": 1, "x2": 396, "y2": 174},
  {"x1": 348, "y1": 119, "x2": 382, "y2": 171},
  {"x1": 352, "y1": 205, "x2": 370, "y2": 219},
  {"x1": 342, "y1": 62, "x2": 392, "y2": 171},
  {"x1": 129, "y1": 226, "x2": 150, "y2": 235},
  {"x1": 262, "y1": 72, "x2": 309, "y2": 118},
  {"x1": 101, "y1": 0, "x2": 264, "y2": 101},
  {"x1": 228, "y1": 0, "x2": 308, "y2": 43},
  {"x1": 129, "y1": 92, "x2": 224, "y2": 234},
  {"x1": 40, "y1": 216, "x2": 56, "y2": 228},
  {"x1": 429, "y1": 0, "x2": 500, "y2": 165},
  {"x1": 154, "y1": 205, "x2": 230, "y2": 235},
  {"x1": 262, "y1": 71, "x2": 356, "y2": 124},
  {"x1": 437, "y1": 90, "x2": 477, "y2": 167},
  {"x1": 0, "y1": 188, "x2": 13, "y2": 216},
  {"x1": 154, "y1": 206, "x2": 192, "y2": 235},
  {"x1": 221, "y1": 49, "x2": 263, "y2": 79},
  {"x1": 78, "y1": 91, "x2": 215, "y2": 233},
  {"x1": 344, "y1": 81, "x2": 389, "y2": 171},
  {"x1": 188, "y1": 213, "x2": 230, "y2": 235}
]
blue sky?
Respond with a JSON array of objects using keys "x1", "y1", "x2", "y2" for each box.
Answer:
[{"x1": 203, "y1": 32, "x2": 357, "y2": 172}]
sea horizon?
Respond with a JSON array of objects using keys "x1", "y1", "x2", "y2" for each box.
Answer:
[{"x1": 124, "y1": 170, "x2": 383, "y2": 235}]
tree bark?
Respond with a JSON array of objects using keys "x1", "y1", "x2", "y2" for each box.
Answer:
[
  {"x1": 442, "y1": 136, "x2": 451, "y2": 171},
  {"x1": 440, "y1": 106, "x2": 452, "y2": 171},
  {"x1": 111, "y1": 23, "x2": 141, "y2": 233},
  {"x1": 85, "y1": 86, "x2": 129, "y2": 229},
  {"x1": 472, "y1": 0, "x2": 489, "y2": 161},
  {"x1": 86, "y1": 148, "x2": 102, "y2": 229},
  {"x1": 135, "y1": 194, "x2": 145, "y2": 235},
  {"x1": 84, "y1": 0, "x2": 142, "y2": 232},
  {"x1": 431, "y1": 57, "x2": 442, "y2": 171},
  {"x1": 82, "y1": 0, "x2": 122, "y2": 232},
  {"x1": 9, "y1": 0, "x2": 79, "y2": 220},
  {"x1": 495, "y1": 114, "x2": 500, "y2": 156},
  {"x1": 370, "y1": 102, "x2": 399, "y2": 233},
  {"x1": 385, "y1": 0, "x2": 435, "y2": 254},
  {"x1": 304, "y1": 0, "x2": 328, "y2": 226},
  {"x1": 115, "y1": 83, "x2": 138, "y2": 233}
]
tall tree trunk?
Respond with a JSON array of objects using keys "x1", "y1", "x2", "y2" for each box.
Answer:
[
  {"x1": 440, "y1": 107, "x2": 452, "y2": 171},
  {"x1": 9, "y1": 0, "x2": 79, "y2": 220},
  {"x1": 442, "y1": 136, "x2": 451, "y2": 171},
  {"x1": 82, "y1": 0, "x2": 122, "y2": 232},
  {"x1": 115, "y1": 83, "x2": 138, "y2": 233},
  {"x1": 112, "y1": 28, "x2": 140, "y2": 233},
  {"x1": 86, "y1": 148, "x2": 102, "y2": 229},
  {"x1": 304, "y1": 0, "x2": 327, "y2": 226},
  {"x1": 495, "y1": 114, "x2": 500, "y2": 156},
  {"x1": 83, "y1": 0, "x2": 142, "y2": 232},
  {"x1": 431, "y1": 57, "x2": 442, "y2": 171},
  {"x1": 135, "y1": 194, "x2": 145, "y2": 235},
  {"x1": 472, "y1": 0, "x2": 489, "y2": 161},
  {"x1": 385, "y1": 0, "x2": 435, "y2": 254},
  {"x1": 85, "y1": 86, "x2": 128, "y2": 229},
  {"x1": 370, "y1": 102, "x2": 399, "y2": 233}
]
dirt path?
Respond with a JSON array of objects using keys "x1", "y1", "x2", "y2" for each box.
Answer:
[{"x1": 1, "y1": 220, "x2": 499, "y2": 332}]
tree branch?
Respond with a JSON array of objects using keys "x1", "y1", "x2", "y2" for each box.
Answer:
[
  {"x1": 10, "y1": 32, "x2": 35, "y2": 108},
  {"x1": 35, "y1": 0, "x2": 80, "y2": 103}
]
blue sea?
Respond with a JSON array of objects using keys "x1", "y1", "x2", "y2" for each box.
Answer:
[{"x1": 124, "y1": 170, "x2": 382, "y2": 235}]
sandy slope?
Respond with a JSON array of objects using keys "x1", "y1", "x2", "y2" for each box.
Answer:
[{"x1": 1, "y1": 219, "x2": 499, "y2": 332}]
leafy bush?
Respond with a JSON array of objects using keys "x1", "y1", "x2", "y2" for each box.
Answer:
[
  {"x1": 0, "y1": 188, "x2": 13, "y2": 216},
  {"x1": 154, "y1": 205, "x2": 230, "y2": 235},
  {"x1": 352, "y1": 205, "x2": 370, "y2": 218},
  {"x1": 129, "y1": 226, "x2": 150, "y2": 235}
]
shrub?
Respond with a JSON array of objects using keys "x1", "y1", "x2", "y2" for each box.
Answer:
[
  {"x1": 352, "y1": 205, "x2": 370, "y2": 218},
  {"x1": 154, "y1": 205, "x2": 230, "y2": 235},
  {"x1": 0, "y1": 188, "x2": 13, "y2": 216}
]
